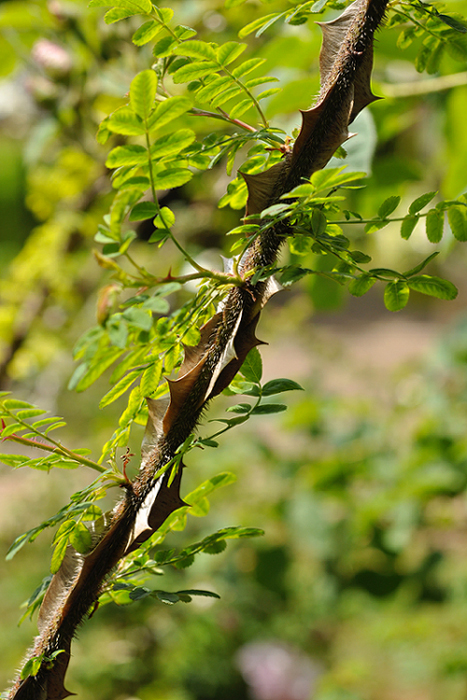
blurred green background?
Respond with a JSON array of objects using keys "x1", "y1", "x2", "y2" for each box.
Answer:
[{"x1": 3, "y1": 0, "x2": 467, "y2": 698}]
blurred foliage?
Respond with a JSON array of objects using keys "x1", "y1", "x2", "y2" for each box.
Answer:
[{"x1": 2, "y1": 0, "x2": 467, "y2": 698}]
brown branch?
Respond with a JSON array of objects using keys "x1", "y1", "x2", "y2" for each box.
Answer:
[{"x1": 7, "y1": 1, "x2": 390, "y2": 697}]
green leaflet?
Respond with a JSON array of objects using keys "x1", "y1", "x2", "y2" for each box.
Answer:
[
  {"x1": 426, "y1": 209, "x2": 443, "y2": 243},
  {"x1": 150, "y1": 129, "x2": 196, "y2": 159},
  {"x1": 106, "y1": 145, "x2": 147, "y2": 168},
  {"x1": 140, "y1": 359, "x2": 163, "y2": 397},
  {"x1": 448, "y1": 206, "x2": 467, "y2": 241},
  {"x1": 409, "y1": 191, "x2": 437, "y2": 214},
  {"x1": 172, "y1": 60, "x2": 219, "y2": 84},
  {"x1": 130, "y1": 70, "x2": 157, "y2": 120},
  {"x1": 384, "y1": 280, "x2": 410, "y2": 312},
  {"x1": 216, "y1": 41, "x2": 247, "y2": 66},
  {"x1": 132, "y1": 20, "x2": 164, "y2": 46},
  {"x1": 400, "y1": 215, "x2": 418, "y2": 240},
  {"x1": 378, "y1": 195, "x2": 400, "y2": 218},
  {"x1": 107, "y1": 107, "x2": 145, "y2": 136},
  {"x1": 147, "y1": 96, "x2": 192, "y2": 131},
  {"x1": 173, "y1": 40, "x2": 217, "y2": 60},
  {"x1": 129, "y1": 201, "x2": 158, "y2": 222},
  {"x1": 240, "y1": 347, "x2": 263, "y2": 383},
  {"x1": 152, "y1": 168, "x2": 193, "y2": 189},
  {"x1": 99, "y1": 369, "x2": 141, "y2": 409},
  {"x1": 407, "y1": 275, "x2": 458, "y2": 300}
]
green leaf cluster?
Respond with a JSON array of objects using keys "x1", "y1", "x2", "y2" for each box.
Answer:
[{"x1": 387, "y1": 0, "x2": 467, "y2": 73}]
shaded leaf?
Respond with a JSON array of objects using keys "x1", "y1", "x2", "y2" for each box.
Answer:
[
  {"x1": 426, "y1": 209, "x2": 443, "y2": 243},
  {"x1": 240, "y1": 347, "x2": 262, "y2": 383},
  {"x1": 251, "y1": 404, "x2": 287, "y2": 415},
  {"x1": 448, "y1": 206, "x2": 467, "y2": 241},
  {"x1": 378, "y1": 195, "x2": 400, "y2": 218},
  {"x1": 400, "y1": 215, "x2": 419, "y2": 240},
  {"x1": 262, "y1": 378, "x2": 304, "y2": 396},
  {"x1": 404, "y1": 252, "x2": 439, "y2": 277},
  {"x1": 226, "y1": 403, "x2": 252, "y2": 414},
  {"x1": 409, "y1": 191, "x2": 436, "y2": 214},
  {"x1": 129, "y1": 201, "x2": 158, "y2": 221}
]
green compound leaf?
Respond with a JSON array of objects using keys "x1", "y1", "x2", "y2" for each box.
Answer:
[
  {"x1": 384, "y1": 280, "x2": 410, "y2": 312},
  {"x1": 130, "y1": 70, "x2": 157, "y2": 120}
]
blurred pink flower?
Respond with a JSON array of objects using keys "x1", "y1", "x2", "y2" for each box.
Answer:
[
  {"x1": 236, "y1": 641, "x2": 322, "y2": 700},
  {"x1": 31, "y1": 39, "x2": 72, "y2": 74}
]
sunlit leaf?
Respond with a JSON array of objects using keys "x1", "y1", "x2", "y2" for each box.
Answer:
[
  {"x1": 130, "y1": 70, "x2": 157, "y2": 120},
  {"x1": 132, "y1": 20, "x2": 164, "y2": 46},
  {"x1": 384, "y1": 280, "x2": 410, "y2": 311},
  {"x1": 407, "y1": 275, "x2": 458, "y2": 300}
]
